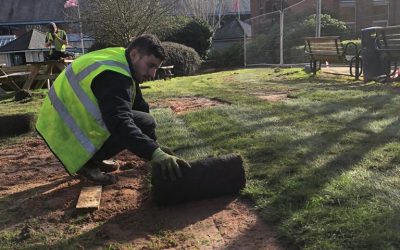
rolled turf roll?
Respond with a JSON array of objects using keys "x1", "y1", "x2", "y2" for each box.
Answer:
[
  {"x1": 151, "y1": 154, "x2": 246, "y2": 205},
  {"x1": 0, "y1": 113, "x2": 35, "y2": 137}
]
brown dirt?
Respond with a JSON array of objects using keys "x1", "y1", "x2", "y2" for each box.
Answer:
[
  {"x1": 149, "y1": 97, "x2": 229, "y2": 114},
  {"x1": 0, "y1": 134, "x2": 282, "y2": 249},
  {"x1": 251, "y1": 91, "x2": 289, "y2": 102}
]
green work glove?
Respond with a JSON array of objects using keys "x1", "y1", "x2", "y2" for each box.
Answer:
[
  {"x1": 150, "y1": 148, "x2": 191, "y2": 181},
  {"x1": 160, "y1": 145, "x2": 175, "y2": 156}
]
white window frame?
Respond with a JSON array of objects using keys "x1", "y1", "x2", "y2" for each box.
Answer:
[
  {"x1": 339, "y1": 0, "x2": 356, "y2": 7},
  {"x1": 372, "y1": 0, "x2": 388, "y2": 6}
]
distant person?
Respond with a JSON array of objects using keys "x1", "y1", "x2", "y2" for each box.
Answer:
[{"x1": 45, "y1": 22, "x2": 68, "y2": 60}]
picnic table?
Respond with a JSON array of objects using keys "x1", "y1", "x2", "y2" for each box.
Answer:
[
  {"x1": 156, "y1": 65, "x2": 174, "y2": 80},
  {"x1": 0, "y1": 64, "x2": 26, "y2": 91},
  {"x1": 22, "y1": 59, "x2": 73, "y2": 90}
]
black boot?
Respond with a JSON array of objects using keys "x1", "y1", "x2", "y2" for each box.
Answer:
[{"x1": 77, "y1": 167, "x2": 117, "y2": 185}]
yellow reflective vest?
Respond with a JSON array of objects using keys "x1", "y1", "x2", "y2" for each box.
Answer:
[
  {"x1": 36, "y1": 47, "x2": 136, "y2": 174},
  {"x1": 46, "y1": 30, "x2": 67, "y2": 52}
]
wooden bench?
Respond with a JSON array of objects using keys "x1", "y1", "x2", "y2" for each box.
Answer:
[
  {"x1": 375, "y1": 25, "x2": 400, "y2": 77},
  {"x1": 304, "y1": 36, "x2": 362, "y2": 80},
  {"x1": 23, "y1": 60, "x2": 71, "y2": 90},
  {"x1": 0, "y1": 63, "x2": 59, "y2": 91},
  {"x1": 156, "y1": 65, "x2": 174, "y2": 80}
]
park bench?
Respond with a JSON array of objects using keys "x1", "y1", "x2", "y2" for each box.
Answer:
[
  {"x1": 375, "y1": 25, "x2": 400, "y2": 77},
  {"x1": 156, "y1": 65, "x2": 174, "y2": 80},
  {"x1": 304, "y1": 36, "x2": 362, "y2": 80}
]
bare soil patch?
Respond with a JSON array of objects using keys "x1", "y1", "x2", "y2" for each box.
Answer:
[
  {"x1": 150, "y1": 97, "x2": 229, "y2": 114},
  {"x1": 252, "y1": 91, "x2": 289, "y2": 102},
  {"x1": 0, "y1": 134, "x2": 281, "y2": 249}
]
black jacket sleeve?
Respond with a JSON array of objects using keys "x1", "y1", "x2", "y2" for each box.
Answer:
[
  {"x1": 91, "y1": 70, "x2": 158, "y2": 160},
  {"x1": 132, "y1": 84, "x2": 150, "y2": 113}
]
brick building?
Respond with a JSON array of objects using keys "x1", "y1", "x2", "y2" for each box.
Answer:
[{"x1": 250, "y1": 0, "x2": 399, "y2": 35}]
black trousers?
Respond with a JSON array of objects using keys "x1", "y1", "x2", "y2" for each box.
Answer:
[
  {"x1": 47, "y1": 50, "x2": 68, "y2": 60},
  {"x1": 91, "y1": 110, "x2": 157, "y2": 162}
]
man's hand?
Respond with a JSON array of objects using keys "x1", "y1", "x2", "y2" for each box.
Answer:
[
  {"x1": 52, "y1": 32, "x2": 59, "y2": 40},
  {"x1": 150, "y1": 148, "x2": 191, "y2": 181}
]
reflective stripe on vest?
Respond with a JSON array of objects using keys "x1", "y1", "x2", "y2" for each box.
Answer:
[
  {"x1": 63, "y1": 60, "x2": 131, "y2": 130},
  {"x1": 36, "y1": 48, "x2": 135, "y2": 175},
  {"x1": 48, "y1": 86, "x2": 97, "y2": 154}
]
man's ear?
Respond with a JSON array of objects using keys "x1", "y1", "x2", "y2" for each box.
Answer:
[{"x1": 129, "y1": 49, "x2": 138, "y2": 63}]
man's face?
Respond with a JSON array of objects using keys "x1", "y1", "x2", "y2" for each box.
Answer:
[
  {"x1": 49, "y1": 23, "x2": 57, "y2": 33},
  {"x1": 129, "y1": 49, "x2": 162, "y2": 83}
]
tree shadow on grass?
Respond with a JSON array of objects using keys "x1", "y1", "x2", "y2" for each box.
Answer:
[
  {"x1": 0, "y1": 176, "x2": 81, "y2": 230},
  {"x1": 175, "y1": 84, "x2": 399, "y2": 248}
]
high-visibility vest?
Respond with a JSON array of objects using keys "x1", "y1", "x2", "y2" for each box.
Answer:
[
  {"x1": 46, "y1": 29, "x2": 67, "y2": 52},
  {"x1": 36, "y1": 47, "x2": 136, "y2": 174}
]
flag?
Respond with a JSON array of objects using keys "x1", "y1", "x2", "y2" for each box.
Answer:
[{"x1": 64, "y1": 0, "x2": 78, "y2": 8}]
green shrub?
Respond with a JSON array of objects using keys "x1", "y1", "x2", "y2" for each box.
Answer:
[
  {"x1": 285, "y1": 45, "x2": 308, "y2": 64},
  {"x1": 161, "y1": 42, "x2": 202, "y2": 76},
  {"x1": 208, "y1": 43, "x2": 243, "y2": 68},
  {"x1": 246, "y1": 33, "x2": 279, "y2": 64},
  {"x1": 162, "y1": 17, "x2": 213, "y2": 59},
  {"x1": 342, "y1": 39, "x2": 361, "y2": 56},
  {"x1": 285, "y1": 14, "x2": 349, "y2": 49}
]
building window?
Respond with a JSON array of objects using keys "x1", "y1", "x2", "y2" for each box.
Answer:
[
  {"x1": 372, "y1": 0, "x2": 388, "y2": 6},
  {"x1": 340, "y1": 0, "x2": 356, "y2": 7}
]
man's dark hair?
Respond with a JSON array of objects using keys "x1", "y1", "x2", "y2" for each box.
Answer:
[
  {"x1": 48, "y1": 22, "x2": 57, "y2": 33},
  {"x1": 126, "y1": 34, "x2": 165, "y2": 61}
]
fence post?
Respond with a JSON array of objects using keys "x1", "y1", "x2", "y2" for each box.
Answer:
[
  {"x1": 244, "y1": 32, "x2": 247, "y2": 68},
  {"x1": 280, "y1": 10, "x2": 284, "y2": 65}
]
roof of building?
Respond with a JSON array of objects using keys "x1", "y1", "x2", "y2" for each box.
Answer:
[
  {"x1": 0, "y1": 35, "x2": 16, "y2": 47},
  {"x1": 0, "y1": 0, "x2": 67, "y2": 24},
  {"x1": 214, "y1": 19, "x2": 251, "y2": 40},
  {"x1": 67, "y1": 33, "x2": 95, "y2": 42},
  {"x1": 0, "y1": 29, "x2": 47, "y2": 53}
]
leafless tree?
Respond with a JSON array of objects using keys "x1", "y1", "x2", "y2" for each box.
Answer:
[
  {"x1": 66, "y1": 0, "x2": 178, "y2": 47},
  {"x1": 179, "y1": 0, "x2": 228, "y2": 32}
]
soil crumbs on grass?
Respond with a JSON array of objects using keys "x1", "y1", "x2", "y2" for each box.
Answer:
[
  {"x1": 150, "y1": 97, "x2": 229, "y2": 115},
  {"x1": 0, "y1": 134, "x2": 281, "y2": 249}
]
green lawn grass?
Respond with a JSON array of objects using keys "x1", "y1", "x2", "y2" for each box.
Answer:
[{"x1": 1, "y1": 68, "x2": 400, "y2": 249}]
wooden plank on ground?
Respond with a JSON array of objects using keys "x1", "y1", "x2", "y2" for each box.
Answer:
[{"x1": 76, "y1": 186, "x2": 102, "y2": 209}]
